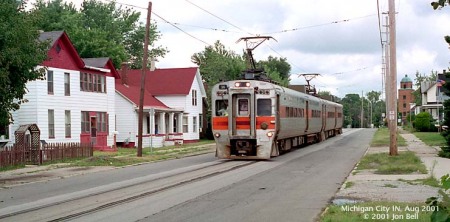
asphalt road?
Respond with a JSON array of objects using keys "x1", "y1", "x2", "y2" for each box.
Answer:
[
  {"x1": 143, "y1": 128, "x2": 375, "y2": 222},
  {"x1": 0, "y1": 128, "x2": 375, "y2": 222}
]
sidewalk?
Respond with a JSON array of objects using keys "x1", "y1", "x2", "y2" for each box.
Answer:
[{"x1": 334, "y1": 131, "x2": 450, "y2": 203}]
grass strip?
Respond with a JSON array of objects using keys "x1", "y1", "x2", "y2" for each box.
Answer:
[{"x1": 357, "y1": 151, "x2": 427, "y2": 174}]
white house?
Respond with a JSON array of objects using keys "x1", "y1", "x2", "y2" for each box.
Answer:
[
  {"x1": 420, "y1": 79, "x2": 448, "y2": 123},
  {"x1": 5, "y1": 31, "x2": 119, "y2": 151},
  {"x1": 115, "y1": 65, "x2": 206, "y2": 148}
]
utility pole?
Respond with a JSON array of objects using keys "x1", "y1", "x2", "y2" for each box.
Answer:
[
  {"x1": 361, "y1": 90, "x2": 364, "y2": 128},
  {"x1": 388, "y1": 0, "x2": 398, "y2": 156},
  {"x1": 137, "y1": 1, "x2": 152, "y2": 157},
  {"x1": 384, "y1": 16, "x2": 390, "y2": 126}
]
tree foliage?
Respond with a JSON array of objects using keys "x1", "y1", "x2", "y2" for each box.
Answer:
[
  {"x1": 31, "y1": 0, "x2": 168, "y2": 68},
  {"x1": 191, "y1": 40, "x2": 292, "y2": 94},
  {"x1": 341, "y1": 94, "x2": 362, "y2": 128},
  {"x1": 257, "y1": 56, "x2": 291, "y2": 81},
  {"x1": 414, "y1": 112, "x2": 436, "y2": 132},
  {"x1": 431, "y1": 0, "x2": 450, "y2": 9},
  {"x1": 0, "y1": 0, "x2": 49, "y2": 125}
]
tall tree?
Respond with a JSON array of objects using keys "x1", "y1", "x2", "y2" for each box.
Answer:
[
  {"x1": 191, "y1": 41, "x2": 245, "y2": 87},
  {"x1": 341, "y1": 94, "x2": 362, "y2": 128},
  {"x1": 257, "y1": 56, "x2": 291, "y2": 81},
  {"x1": 0, "y1": 0, "x2": 49, "y2": 126},
  {"x1": 365, "y1": 91, "x2": 386, "y2": 127},
  {"x1": 31, "y1": 0, "x2": 167, "y2": 68}
]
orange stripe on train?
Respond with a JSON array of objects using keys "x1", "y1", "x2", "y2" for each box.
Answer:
[
  {"x1": 212, "y1": 116, "x2": 275, "y2": 130},
  {"x1": 212, "y1": 117, "x2": 228, "y2": 130}
]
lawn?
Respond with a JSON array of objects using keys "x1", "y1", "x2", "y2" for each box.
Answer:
[
  {"x1": 370, "y1": 128, "x2": 407, "y2": 147},
  {"x1": 356, "y1": 151, "x2": 427, "y2": 174},
  {"x1": 413, "y1": 132, "x2": 446, "y2": 147}
]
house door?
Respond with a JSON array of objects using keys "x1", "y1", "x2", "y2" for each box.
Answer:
[{"x1": 90, "y1": 116, "x2": 97, "y2": 145}]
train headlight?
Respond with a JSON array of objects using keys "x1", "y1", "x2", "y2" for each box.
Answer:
[
  {"x1": 214, "y1": 133, "x2": 221, "y2": 138},
  {"x1": 234, "y1": 82, "x2": 250, "y2": 87},
  {"x1": 267, "y1": 132, "x2": 274, "y2": 137},
  {"x1": 261, "y1": 122, "x2": 268, "y2": 130}
]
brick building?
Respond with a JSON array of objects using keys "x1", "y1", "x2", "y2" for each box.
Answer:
[{"x1": 398, "y1": 74, "x2": 415, "y2": 124}]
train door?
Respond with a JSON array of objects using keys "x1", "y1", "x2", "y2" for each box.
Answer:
[
  {"x1": 231, "y1": 94, "x2": 254, "y2": 136},
  {"x1": 305, "y1": 101, "x2": 309, "y2": 132}
]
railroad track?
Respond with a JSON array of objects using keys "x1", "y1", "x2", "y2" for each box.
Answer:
[{"x1": 0, "y1": 160, "x2": 257, "y2": 222}]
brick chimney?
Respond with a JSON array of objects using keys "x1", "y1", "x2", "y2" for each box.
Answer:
[{"x1": 120, "y1": 62, "x2": 128, "y2": 85}]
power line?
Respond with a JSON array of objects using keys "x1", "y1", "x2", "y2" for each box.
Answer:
[
  {"x1": 261, "y1": 14, "x2": 377, "y2": 35},
  {"x1": 184, "y1": 0, "x2": 254, "y2": 36},
  {"x1": 376, "y1": 0, "x2": 383, "y2": 47},
  {"x1": 101, "y1": 0, "x2": 211, "y2": 46},
  {"x1": 151, "y1": 11, "x2": 211, "y2": 46}
]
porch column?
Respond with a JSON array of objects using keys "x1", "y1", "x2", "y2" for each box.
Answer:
[
  {"x1": 178, "y1": 113, "x2": 184, "y2": 133},
  {"x1": 159, "y1": 112, "x2": 166, "y2": 134},
  {"x1": 168, "y1": 112, "x2": 174, "y2": 134},
  {"x1": 149, "y1": 109, "x2": 155, "y2": 134}
]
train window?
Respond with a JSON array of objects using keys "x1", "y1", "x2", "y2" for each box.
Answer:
[
  {"x1": 216, "y1": 100, "x2": 228, "y2": 116},
  {"x1": 257, "y1": 99, "x2": 271, "y2": 116},
  {"x1": 238, "y1": 99, "x2": 249, "y2": 116}
]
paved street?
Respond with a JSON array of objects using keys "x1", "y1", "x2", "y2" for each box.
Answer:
[{"x1": 0, "y1": 128, "x2": 374, "y2": 222}]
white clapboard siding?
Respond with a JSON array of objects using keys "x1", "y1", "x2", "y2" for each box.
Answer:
[
  {"x1": 9, "y1": 67, "x2": 115, "y2": 146},
  {"x1": 115, "y1": 92, "x2": 137, "y2": 143}
]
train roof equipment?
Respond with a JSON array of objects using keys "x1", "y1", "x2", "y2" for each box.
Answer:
[{"x1": 236, "y1": 36, "x2": 277, "y2": 82}]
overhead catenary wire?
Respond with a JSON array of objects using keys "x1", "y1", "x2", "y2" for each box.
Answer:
[
  {"x1": 184, "y1": 0, "x2": 255, "y2": 36},
  {"x1": 97, "y1": 0, "x2": 382, "y2": 95},
  {"x1": 101, "y1": 0, "x2": 211, "y2": 46}
]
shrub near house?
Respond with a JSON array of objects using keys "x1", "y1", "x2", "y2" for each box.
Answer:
[{"x1": 414, "y1": 112, "x2": 437, "y2": 132}]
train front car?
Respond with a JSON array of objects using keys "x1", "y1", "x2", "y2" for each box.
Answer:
[{"x1": 212, "y1": 80, "x2": 277, "y2": 160}]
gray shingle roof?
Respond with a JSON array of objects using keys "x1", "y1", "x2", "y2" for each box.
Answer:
[
  {"x1": 38, "y1": 31, "x2": 64, "y2": 46},
  {"x1": 82, "y1": 57, "x2": 110, "y2": 68}
]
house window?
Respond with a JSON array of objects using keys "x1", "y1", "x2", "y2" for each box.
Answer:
[
  {"x1": 402, "y1": 95, "x2": 406, "y2": 100},
  {"x1": 96, "y1": 112, "x2": 108, "y2": 132},
  {"x1": 80, "y1": 73, "x2": 106, "y2": 93},
  {"x1": 193, "y1": 116, "x2": 197, "y2": 132},
  {"x1": 55, "y1": 43, "x2": 61, "y2": 53},
  {"x1": 403, "y1": 103, "x2": 406, "y2": 108},
  {"x1": 65, "y1": 110, "x2": 71, "y2": 138},
  {"x1": 48, "y1": 109, "x2": 55, "y2": 138},
  {"x1": 64, "y1": 72, "x2": 70, "y2": 96},
  {"x1": 47, "y1": 70, "x2": 54, "y2": 95},
  {"x1": 192, "y1": 89, "x2": 197, "y2": 106},
  {"x1": 183, "y1": 116, "x2": 188, "y2": 133},
  {"x1": 81, "y1": 111, "x2": 90, "y2": 133}
]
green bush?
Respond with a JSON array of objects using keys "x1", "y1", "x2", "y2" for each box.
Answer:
[{"x1": 414, "y1": 112, "x2": 436, "y2": 132}]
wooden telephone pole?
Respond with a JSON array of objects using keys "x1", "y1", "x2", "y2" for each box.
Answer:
[
  {"x1": 137, "y1": 2, "x2": 152, "y2": 157},
  {"x1": 388, "y1": 0, "x2": 398, "y2": 156}
]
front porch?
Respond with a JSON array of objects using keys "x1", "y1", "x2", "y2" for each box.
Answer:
[{"x1": 137, "y1": 108, "x2": 185, "y2": 148}]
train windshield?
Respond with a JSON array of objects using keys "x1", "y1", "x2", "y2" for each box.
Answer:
[
  {"x1": 257, "y1": 99, "x2": 271, "y2": 116},
  {"x1": 216, "y1": 100, "x2": 228, "y2": 116}
]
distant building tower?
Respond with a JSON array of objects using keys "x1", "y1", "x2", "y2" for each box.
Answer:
[{"x1": 398, "y1": 74, "x2": 415, "y2": 125}]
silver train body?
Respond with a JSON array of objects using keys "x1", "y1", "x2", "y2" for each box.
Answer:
[{"x1": 211, "y1": 79, "x2": 343, "y2": 160}]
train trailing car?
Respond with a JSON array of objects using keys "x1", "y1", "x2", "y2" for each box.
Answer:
[{"x1": 211, "y1": 78, "x2": 343, "y2": 160}]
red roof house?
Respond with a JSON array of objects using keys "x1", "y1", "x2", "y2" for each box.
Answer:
[{"x1": 115, "y1": 65, "x2": 206, "y2": 148}]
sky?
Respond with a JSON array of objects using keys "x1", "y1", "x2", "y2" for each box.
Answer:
[{"x1": 28, "y1": 0, "x2": 450, "y2": 98}]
